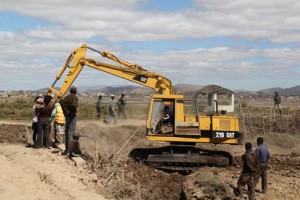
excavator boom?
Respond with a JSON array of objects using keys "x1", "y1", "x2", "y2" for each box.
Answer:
[{"x1": 48, "y1": 44, "x2": 174, "y2": 99}]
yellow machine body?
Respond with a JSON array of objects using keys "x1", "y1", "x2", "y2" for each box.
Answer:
[{"x1": 146, "y1": 94, "x2": 240, "y2": 145}]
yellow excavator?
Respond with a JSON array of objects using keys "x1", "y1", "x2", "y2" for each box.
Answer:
[{"x1": 48, "y1": 44, "x2": 241, "y2": 170}]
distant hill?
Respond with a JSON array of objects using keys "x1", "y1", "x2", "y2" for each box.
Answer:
[
  {"x1": 276, "y1": 85, "x2": 300, "y2": 96},
  {"x1": 7, "y1": 84, "x2": 300, "y2": 97},
  {"x1": 257, "y1": 86, "x2": 300, "y2": 96},
  {"x1": 257, "y1": 87, "x2": 283, "y2": 96},
  {"x1": 83, "y1": 84, "x2": 203, "y2": 96},
  {"x1": 90, "y1": 84, "x2": 300, "y2": 97},
  {"x1": 86, "y1": 85, "x2": 153, "y2": 96},
  {"x1": 174, "y1": 84, "x2": 202, "y2": 95}
]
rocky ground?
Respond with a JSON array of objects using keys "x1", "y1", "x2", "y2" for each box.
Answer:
[{"x1": 0, "y1": 119, "x2": 300, "y2": 200}]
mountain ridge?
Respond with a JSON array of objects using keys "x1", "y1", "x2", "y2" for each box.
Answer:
[
  {"x1": 6, "y1": 84, "x2": 300, "y2": 96},
  {"x1": 82, "y1": 84, "x2": 300, "y2": 96}
]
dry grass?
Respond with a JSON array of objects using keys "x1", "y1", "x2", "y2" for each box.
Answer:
[
  {"x1": 87, "y1": 155, "x2": 182, "y2": 200},
  {"x1": 0, "y1": 96, "x2": 148, "y2": 120},
  {"x1": 184, "y1": 170, "x2": 234, "y2": 200},
  {"x1": 264, "y1": 133, "x2": 300, "y2": 149}
]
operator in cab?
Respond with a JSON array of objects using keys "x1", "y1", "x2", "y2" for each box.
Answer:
[{"x1": 155, "y1": 106, "x2": 172, "y2": 133}]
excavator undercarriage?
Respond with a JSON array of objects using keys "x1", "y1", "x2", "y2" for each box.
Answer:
[{"x1": 129, "y1": 145, "x2": 233, "y2": 171}]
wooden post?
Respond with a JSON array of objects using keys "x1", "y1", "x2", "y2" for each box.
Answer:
[
  {"x1": 247, "y1": 108, "x2": 254, "y2": 138},
  {"x1": 239, "y1": 104, "x2": 247, "y2": 138},
  {"x1": 269, "y1": 107, "x2": 272, "y2": 134},
  {"x1": 261, "y1": 112, "x2": 265, "y2": 135}
]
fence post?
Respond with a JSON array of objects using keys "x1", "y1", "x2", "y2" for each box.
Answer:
[
  {"x1": 239, "y1": 103, "x2": 247, "y2": 138},
  {"x1": 261, "y1": 112, "x2": 265, "y2": 135},
  {"x1": 247, "y1": 108, "x2": 254, "y2": 138},
  {"x1": 269, "y1": 107, "x2": 272, "y2": 134}
]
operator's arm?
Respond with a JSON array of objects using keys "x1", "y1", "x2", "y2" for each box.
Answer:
[{"x1": 162, "y1": 114, "x2": 170, "y2": 120}]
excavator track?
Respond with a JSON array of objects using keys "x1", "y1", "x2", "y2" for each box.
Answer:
[{"x1": 129, "y1": 145, "x2": 233, "y2": 171}]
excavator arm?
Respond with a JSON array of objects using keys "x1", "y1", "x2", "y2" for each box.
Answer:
[{"x1": 48, "y1": 44, "x2": 174, "y2": 99}]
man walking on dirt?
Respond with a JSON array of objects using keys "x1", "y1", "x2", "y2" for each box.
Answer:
[
  {"x1": 254, "y1": 137, "x2": 270, "y2": 194},
  {"x1": 60, "y1": 86, "x2": 78, "y2": 155},
  {"x1": 117, "y1": 94, "x2": 127, "y2": 120},
  {"x1": 235, "y1": 142, "x2": 258, "y2": 200},
  {"x1": 104, "y1": 95, "x2": 117, "y2": 124},
  {"x1": 95, "y1": 95, "x2": 102, "y2": 120},
  {"x1": 274, "y1": 92, "x2": 282, "y2": 115}
]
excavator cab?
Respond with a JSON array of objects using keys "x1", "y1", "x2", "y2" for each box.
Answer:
[
  {"x1": 147, "y1": 94, "x2": 201, "y2": 137},
  {"x1": 148, "y1": 98, "x2": 175, "y2": 135},
  {"x1": 146, "y1": 94, "x2": 240, "y2": 146}
]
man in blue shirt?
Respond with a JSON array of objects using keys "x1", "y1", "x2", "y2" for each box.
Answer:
[{"x1": 254, "y1": 137, "x2": 270, "y2": 194}]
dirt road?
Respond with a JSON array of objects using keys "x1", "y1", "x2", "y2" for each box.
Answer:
[{"x1": 0, "y1": 143, "x2": 105, "y2": 200}]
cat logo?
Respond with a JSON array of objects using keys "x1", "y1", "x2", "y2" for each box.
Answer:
[
  {"x1": 133, "y1": 75, "x2": 148, "y2": 83},
  {"x1": 226, "y1": 132, "x2": 235, "y2": 138}
]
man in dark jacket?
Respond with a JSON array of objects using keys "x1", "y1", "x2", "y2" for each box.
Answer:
[
  {"x1": 60, "y1": 86, "x2": 78, "y2": 155},
  {"x1": 117, "y1": 94, "x2": 127, "y2": 120},
  {"x1": 254, "y1": 137, "x2": 270, "y2": 194},
  {"x1": 274, "y1": 92, "x2": 282, "y2": 115},
  {"x1": 35, "y1": 95, "x2": 54, "y2": 149},
  {"x1": 95, "y1": 95, "x2": 102, "y2": 120},
  {"x1": 236, "y1": 142, "x2": 259, "y2": 200}
]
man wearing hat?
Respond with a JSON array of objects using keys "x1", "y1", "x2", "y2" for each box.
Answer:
[
  {"x1": 117, "y1": 94, "x2": 127, "y2": 120},
  {"x1": 107, "y1": 94, "x2": 117, "y2": 124}
]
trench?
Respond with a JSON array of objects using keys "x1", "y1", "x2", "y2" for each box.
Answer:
[{"x1": 0, "y1": 123, "x2": 30, "y2": 144}]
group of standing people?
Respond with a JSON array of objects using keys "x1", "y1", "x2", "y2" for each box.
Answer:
[
  {"x1": 236, "y1": 136, "x2": 270, "y2": 200},
  {"x1": 97, "y1": 93, "x2": 127, "y2": 125},
  {"x1": 31, "y1": 86, "x2": 78, "y2": 156}
]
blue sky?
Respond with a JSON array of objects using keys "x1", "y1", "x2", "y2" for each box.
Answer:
[{"x1": 0, "y1": 0, "x2": 300, "y2": 91}]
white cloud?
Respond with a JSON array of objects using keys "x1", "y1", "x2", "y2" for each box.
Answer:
[
  {"x1": 0, "y1": 0, "x2": 300, "y2": 91},
  {"x1": 0, "y1": 0, "x2": 299, "y2": 42}
]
